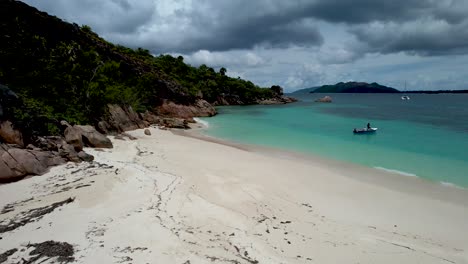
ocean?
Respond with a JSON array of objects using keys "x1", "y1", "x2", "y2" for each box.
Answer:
[{"x1": 199, "y1": 93, "x2": 468, "y2": 188}]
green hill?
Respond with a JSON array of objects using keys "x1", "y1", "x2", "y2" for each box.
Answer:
[
  {"x1": 0, "y1": 0, "x2": 292, "y2": 137},
  {"x1": 289, "y1": 87, "x2": 320, "y2": 94},
  {"x1": 312, "y1": 82, "x2": 399, "y2": 93}
]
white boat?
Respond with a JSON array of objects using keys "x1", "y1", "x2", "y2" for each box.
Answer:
[
  {"x1": 353, "y1": 127, "x2": 378, "y2": 134},
  {"x1": 401, "y1": 81, "x2": 410, "y2": 100}
]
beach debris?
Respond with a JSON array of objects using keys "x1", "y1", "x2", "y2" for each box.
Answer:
[
  {"x1": 0, "y1": 248, "x2": 18, "y2": 263},
  {"x1": 0, "y1": 197, "x2": 74, "y2": 234},
  {"x1": 26, "y1": 241, "x2": 75, "y2": 263}
]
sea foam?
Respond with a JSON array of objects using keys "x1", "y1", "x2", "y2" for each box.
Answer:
[
  {"x1": 374, "y1": 167, "x2": 418, "y2": 177},
  {"x1": 440, "y1": 181, "x2": 465, "y2": 189},
  {"x1": 193, "y1": 118, "x2": 209, "y2": 128}
]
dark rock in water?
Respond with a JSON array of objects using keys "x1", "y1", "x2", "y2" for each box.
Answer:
[
  {"x1": 257, "y1": 96, "x2": 297, "y2": 105},
  {"x1": 315, "y1": 96, "x2": 332, "y2": 103},
  {"x1": 144, "y1": 129, "x2": 151, "y2": 135},
  {"x1": 74, "y1": 125, "x2": 113, "y2": 148},
  {"x1": 0, "y1": 120, "x2": 24, "y2": 147}
]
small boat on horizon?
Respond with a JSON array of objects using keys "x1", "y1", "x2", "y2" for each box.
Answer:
[
  {"x1": 353, "y1": 127, "x2": 378, "y2": 134},
  {"x1": 401, "y1": 81, "x2": 410, "y2": 100}
]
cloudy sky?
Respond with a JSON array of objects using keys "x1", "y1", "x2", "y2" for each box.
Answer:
[{"x1": 24, "y1": 0, "x2": 468, "y2": 92}]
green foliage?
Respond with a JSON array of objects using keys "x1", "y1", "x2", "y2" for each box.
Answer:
[
  {"x1": 151, "y1": 55, "x2": 275, "y2": 103},
  {"x1": 0, "y1": 2, "x2": 280, "y2": 136},
  {"x1": 314, "y1": 82, "x2": 399, "y2": 93}
]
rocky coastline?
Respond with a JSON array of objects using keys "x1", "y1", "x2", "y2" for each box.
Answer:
[{"x1": 0, "y1": 84, "x2": 296, "y2": 183}]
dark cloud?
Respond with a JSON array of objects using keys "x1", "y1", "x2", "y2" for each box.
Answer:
[
  {"x1": 19, "y1": 0, "x2": 468, "y2": 92},
  {"x1": 22, "y1": 0, "x2": 155, "y2": 34},
  {"x1": 21, "y1": 0, "x2": 468, "y2": 56},
  {"x1": 350, "y1": 19, "x2": 468, "y2": 56}
]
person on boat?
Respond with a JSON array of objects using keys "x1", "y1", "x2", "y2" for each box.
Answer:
[
  {"x1": 353, "y1": 128, "x2": 357, "y2": 133},
  {"x1": 367, "y1": 123, "x2": 371, "y2": 129}
]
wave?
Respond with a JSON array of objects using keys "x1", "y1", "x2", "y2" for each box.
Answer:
[
  {"x1": 439, "y1": 181, "x2": 465, "y2": 189},
  {"x1": 193, "y1": 117, "x2": 209, "y2": 128},
  {"x1": 374, "y1": 167, "x2": 418, "y2": 177},
  {"x1": 375, "y1": 167, "x2": 466, "y2": 189}
]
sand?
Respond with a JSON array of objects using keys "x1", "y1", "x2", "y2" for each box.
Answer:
[{"x1": 1, "y1": 126, "x2": 467, "y2": 263}]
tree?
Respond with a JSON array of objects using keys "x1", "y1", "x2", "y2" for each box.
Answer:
[{"x1": 220, "y1": 67, "x2": 226, "y2": 76}]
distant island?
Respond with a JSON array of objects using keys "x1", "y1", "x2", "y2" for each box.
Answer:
[
  {"x1": 291, "y1": 82, "x2": 468, "y2": 94},
  {"x1": 311, "y1": 82, "x2": 399, "y2": 93}
]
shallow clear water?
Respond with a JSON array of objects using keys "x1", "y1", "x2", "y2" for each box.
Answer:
[{"x1": 200, "y1": 93, "x2": 468, "y2": 187}]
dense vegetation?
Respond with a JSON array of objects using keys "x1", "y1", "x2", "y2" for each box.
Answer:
[
  {"x1": 0, "y1": 0, "x2": 278, "y2": 136},
  {"x1": 312, "y1": 82, "x2": 399, "y2": 93}
]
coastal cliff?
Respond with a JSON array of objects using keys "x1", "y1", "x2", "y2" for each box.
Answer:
[{"x1": 0, "y1": 0, "x2": 295, "y2": 181}]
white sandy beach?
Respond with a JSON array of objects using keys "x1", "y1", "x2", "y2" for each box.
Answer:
[{"x1": 1, "y1": 127, "x2": 467, "y2": 263}]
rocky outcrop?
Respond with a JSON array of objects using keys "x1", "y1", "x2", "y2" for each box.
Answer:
[
  {"x1": 0, "y1": 120, "x2": 24, "y2": 147},
  {"x1": 257, "y1": 96, "x2": 297, "y2": 105},
  {"x1": 0, "y1": 144, "x2": 65, "y2": 182},
  {"x1": 104, "y1": 104, "x2": 146, "y2": 133},
  {"x1": 63, "y1": 122, "x2": 113, "y2": 149},
  {"x1": 74, "y1": 125, "x2": 113, "y2": 148},
  {"x1": 154, "y1": 99, "x2": 216, "y2": 119},
  {"x1": 0, "y1": 134, "x2": 98, "y2": 182},
  {"x1": 315, "y1": 96, "x2": 332, "y2": 103},
  {"x1": 64, "y1": 125, "x2": 83, "y2": 151},
  {"x1": 160, "y1": 118, "x2": 190, "y2": 129}
]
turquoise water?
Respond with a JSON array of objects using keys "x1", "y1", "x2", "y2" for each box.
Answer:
[{"x1": 200, "y1": 94, "x2": 468, "y2": 187}]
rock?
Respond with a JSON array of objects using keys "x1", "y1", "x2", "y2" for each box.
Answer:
[
  {"x1": 97, "y1": 121, "x2": 111, "y2": 134},
  {"x1": 154, "y1": 99, "x2": 216, "y2": 119},
  {"x1": 144, "y1": 129, "x2": 151, "y2": 136},
  {"x1": 64, "y1": 126, "x2": 83, "y2": 151},
  {"x1": 105, "y1": 104, "x2": 146, "y2": 132},
  {"x1": 77, "y1": 151, "x2": 94, "y2": 162},
  {"x1": 0, "y1": 144, "x2": 66, "y2": 182},
  {"x1": 142, "y1": 111, "x2": 160, "y2": 124},
  {"x1": 114, "y1": 134, "x2": 125, "y2": 140},
  {"x1": 60, "y1": 120, "x2": 71, "y2": 128},
  {"x1": 315, "y1": 96, "x2": 332, "y2": 103},
  {"x1": 74, "y1": 125, "x2": 113, "y2": 148},
  {"x1": 121, "y1": 132, "x2": 137, "y2": 140},
  {"x1": 26, "y1": 144, "x2": 41, "y2": 151},
  {"x1": 160, "y1": 118, "x2": 190, "y2": 129},
  {"x1": 35, "y1": 136, "x2": 65, "y2": 152},
  {"x1": 58, "y1": 143, "x2": 81, "y2": 162},
  {"x1": 0, "y1": 120, "x2": 24, "y2": 147},
  {"x1": 257, "y1": 96, "x2": 298, "y2": 105}
]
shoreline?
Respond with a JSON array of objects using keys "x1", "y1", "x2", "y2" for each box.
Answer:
[
  {"x1": 179, "y1": 124, "x2": 468, "y2": 207},
  {"x1": 1, "y1": 127, "x2": 467, "y2": 263}
]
